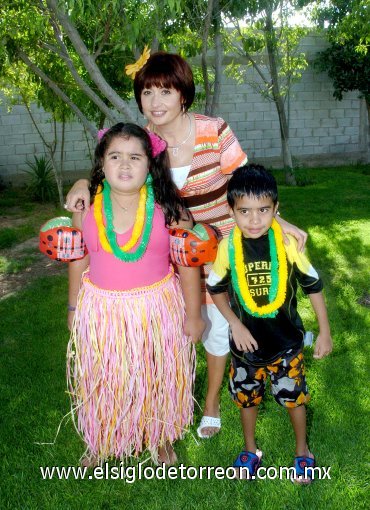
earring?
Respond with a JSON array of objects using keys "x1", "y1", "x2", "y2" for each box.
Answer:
[{"x1": 181, "y1": 104, "x2": 185, "y2": 113}]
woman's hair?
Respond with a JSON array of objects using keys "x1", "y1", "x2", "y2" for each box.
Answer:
[
  {"x1": 134, "y1": 52, "x2": 195, "y2": 113},
  {"x1": 90, "y1": 122, "x2": 184, "y2": 225},
  {"x1": 227, "y1": 164, "x2": 278, "y2": 208}
]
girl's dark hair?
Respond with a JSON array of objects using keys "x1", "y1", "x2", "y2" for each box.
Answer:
[
  {"x1": 90, "y1": 123, "x2": 184, "y2": 225},
  {"x1": 134, "y1": 52, "x2": 195, "y2": 113},
  {"x1": 227, "y1": 164, "x2": 278, "y2": 208}
]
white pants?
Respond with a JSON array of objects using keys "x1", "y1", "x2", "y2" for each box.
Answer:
[{"x1": 201, "y1": 303, "x2": 230, "y2": 356}]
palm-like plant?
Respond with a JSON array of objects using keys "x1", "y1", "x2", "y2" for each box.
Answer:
[{"x1": 24, "y1": 155, "x2": 56, "y2": 202}]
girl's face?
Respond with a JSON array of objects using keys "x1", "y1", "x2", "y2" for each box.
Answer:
[
  {"x1": 103, "y1": 136, "x2": 149, "y2": 194},
  {"x1": 140, "y1": 86, "x2": 183, "y2": 127}
]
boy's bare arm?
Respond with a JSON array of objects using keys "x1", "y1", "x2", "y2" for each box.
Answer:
[
  {"x1": 308, "y1": 291, "x2": 333, "y2": 359},
  {"x1": 210, "y1": 292, "x2": 258, "y2": 352}
]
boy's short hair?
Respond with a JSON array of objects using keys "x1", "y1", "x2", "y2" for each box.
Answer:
[{"x1": 227, "y1": 164, "x2": 278, "y2": 208}]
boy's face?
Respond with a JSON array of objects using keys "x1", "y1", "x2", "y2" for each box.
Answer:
[{"x1": 229, "y1": 194, "x2": 278, "y2": 239}]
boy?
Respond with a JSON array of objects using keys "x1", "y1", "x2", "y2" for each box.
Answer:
[{"x1": 206, "y1": 164, "x2": 332, "y2": 483}]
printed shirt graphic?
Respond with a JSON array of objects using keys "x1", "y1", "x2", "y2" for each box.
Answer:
[{"x1": 206, "y1": 233, "x2": 323, "y2": 366}]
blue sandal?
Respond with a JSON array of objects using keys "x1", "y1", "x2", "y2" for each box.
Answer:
[
  {"x1": 233, "y1": 450, "x2": 262, "y2": 479},
  {"x1": 292, "y1": 454, "x2": 315, "y2": 484}
]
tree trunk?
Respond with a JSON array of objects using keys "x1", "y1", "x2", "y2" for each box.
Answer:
[
  {"x1": 45, "y1": 14, "x2": 120, "y2": 124},
  {"x1": 202, "y1": 0, "x2": 214, "y2": 115},
  {"x1": 24, "y1": 101, "x2": 64, "y2": 207},
  {"x1": 46, "y1": 0, "x2": 135, "y2": 122},
  {"x1": 211, "y1": 0, "x2": 222, "y2": 116},
  {"x1": 367, "y1": 99, "x2": 370, "y2": 162},
  {"x1": 264, "y1": 6, "x2": 296, "y2": 185},
  {"x1": 18, "y1": 50, "x2": 97, "y2": 137}
]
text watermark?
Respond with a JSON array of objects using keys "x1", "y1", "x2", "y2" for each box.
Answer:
[{"x1": 40, "y1": 462, "x2": 331, "y2": 482}]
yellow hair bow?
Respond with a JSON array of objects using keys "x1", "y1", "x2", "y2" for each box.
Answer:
[{"x1": 125, "y1": 46, "x2": 151, "y2": 79}]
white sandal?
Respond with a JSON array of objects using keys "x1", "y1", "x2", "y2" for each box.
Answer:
[{"x1": 197, "y1": 415, "x2": 221, "y2": 439}]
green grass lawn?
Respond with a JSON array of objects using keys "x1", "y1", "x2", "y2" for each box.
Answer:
[{"x1": 0, "y1": 166, "x2": 369, "y2": 509}]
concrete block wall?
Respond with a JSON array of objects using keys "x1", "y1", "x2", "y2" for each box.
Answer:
[
  {"x1": 0, "y1": 34, "x2": 368, "y2": 185},
  {"x1": 216, "y1": 33, "x2": 367, "y2": 167}
]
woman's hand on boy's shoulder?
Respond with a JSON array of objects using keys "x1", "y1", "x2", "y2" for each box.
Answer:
[
  {"x1": 313, "y1": 332, "x2": 333, "y2": 359},
  {"x1": 65, "y1": 179, "x2": 91, "y2": 212},
  {"x1": 277, "y1": 216, "x2": 308, "y2": 252}
]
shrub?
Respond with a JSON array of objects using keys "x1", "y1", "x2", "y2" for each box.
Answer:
[{"x1": 24, "y1": 155, "x2": 56, "y2": 202}]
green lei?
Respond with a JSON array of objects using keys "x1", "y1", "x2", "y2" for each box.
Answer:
[
  {"x1": 228, "y1": 227, "x2": 279, "y2": 318},
  {"x1": 102, "y1": 175, "x2": 155, "y2": 262}
]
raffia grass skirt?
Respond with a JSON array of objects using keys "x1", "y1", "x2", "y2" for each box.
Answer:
[{"x1": 67, "y1": 268, "x2": 195, "y2": 462}]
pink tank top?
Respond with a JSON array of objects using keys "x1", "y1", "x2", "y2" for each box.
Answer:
[{"x1": 83, "y1": 204, "x2": 170, "y2": 290}]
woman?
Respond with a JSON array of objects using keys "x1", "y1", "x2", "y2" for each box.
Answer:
[{"x1": 65, "y1": 51, "x2": 307, "y2": 439}]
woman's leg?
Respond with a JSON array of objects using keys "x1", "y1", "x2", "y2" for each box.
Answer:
[
  {"x1": 200, "y1": 352, "x2": 228, "y2": 436},
  {"x1": 198, "y1": 304, "x2": 229, "y2": 437}
]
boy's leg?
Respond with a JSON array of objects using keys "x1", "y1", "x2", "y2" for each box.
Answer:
[
  {"x1": 269, "y1": 348, "x2": 313, "y2": 478},
  {"x1": 240, "y1": 406, "x2": 259, "y2": 453},
  {"x1": 287, "y1": 406, "x2": 310, "y2": 457}
]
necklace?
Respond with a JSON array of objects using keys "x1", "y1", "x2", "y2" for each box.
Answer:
[
  {"x1": 166, "y1": 113, "x2": 193, "y2": 156},
  {"x1": 228, "y1": 219, "x2": 288, "y2": 318},
  {"x1": 93, "y1": 176, "x2": 155, "y2": 261},
  {"x1": 111, "y1": 192, "x2": 137, "y2": 212}
]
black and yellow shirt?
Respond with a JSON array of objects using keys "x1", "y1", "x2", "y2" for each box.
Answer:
[{"x1": 206, "y1": 234, "x2": 323, "y2": 366}]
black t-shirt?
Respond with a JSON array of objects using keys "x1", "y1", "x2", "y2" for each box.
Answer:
[{"x1": 206, "y1": 234, "x2": 323, "y2": 366}]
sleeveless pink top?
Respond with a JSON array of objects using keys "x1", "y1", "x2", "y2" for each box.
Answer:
[{"x1": 83, "y1": 203, "x2": 170, "y2": 291}]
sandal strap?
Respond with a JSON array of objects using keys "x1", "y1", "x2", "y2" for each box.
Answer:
[
  {"x1": 294, "y1": 455, "x2": 315, "y2": 476},
  {"x1": 233, "y1": 451, "x2": 261, "y2": 475},
  {"x1": 199, "y1": 416, "x2": 221, "y2": 428}
]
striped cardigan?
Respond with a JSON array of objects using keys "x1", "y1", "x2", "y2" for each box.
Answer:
[{"x1": 179, "y1": 114, "x2": 248, "y2": 302}]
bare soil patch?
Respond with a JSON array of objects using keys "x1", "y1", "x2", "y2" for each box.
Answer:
[{"x1": 0, "y1": 237, "x2": 67, "y2": 300}]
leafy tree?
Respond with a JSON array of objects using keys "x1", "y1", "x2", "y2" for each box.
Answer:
[
  {"x1": 0, "y1": 0, "x2": 208, "y2": 135},
  {"x1": 0, "y1": 0, "x2": 213, "y2": 202},
  {"x1": 313, "y1": 1, "x2": 370, "y2": 112},
  {"x1": 223, "y1": 1, "x2": 311, "y2": 184}
]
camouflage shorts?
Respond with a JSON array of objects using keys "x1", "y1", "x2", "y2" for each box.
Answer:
[{"x1": 229, "y1": 348, "x2": 310, "y2": 408}]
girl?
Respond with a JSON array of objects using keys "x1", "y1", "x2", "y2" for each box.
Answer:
[
  {"x1": 65, "y1": 51, "x2": 307, "y2": 440},
  {"x1": 67, "y1": 123, "x2": 204, "y2": 465}
]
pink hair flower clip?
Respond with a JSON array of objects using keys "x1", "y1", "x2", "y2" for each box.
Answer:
[
  {"x1": 148, "y1": 132, "x2": 167, "y2": 158},
  {"x1": 97, "y1": 128, "x2": 109, "y2": 141}
]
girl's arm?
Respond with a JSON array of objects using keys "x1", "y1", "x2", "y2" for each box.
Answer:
[
  {"x1": 275, "y1": 215, "x2": 308, "y2": 252},
  {"x1": 171, "y1": 210, "x2": 205, "y2": 343},
  {"x1": 68, "y1": 211, "x2": 89, "y2": 330},
  {"x1": 65, "y1": 179, "x2": 91, "y2": 212},
  {"x1": 308, "y1": 291, "x2": 333, "y2": 359}
]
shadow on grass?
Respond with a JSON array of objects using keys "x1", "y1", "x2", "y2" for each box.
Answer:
[{"x1": 1, "y1": 166, "x2": 369, "y2": 508}]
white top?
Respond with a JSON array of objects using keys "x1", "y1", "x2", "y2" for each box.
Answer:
[{"x1": 170, "y1": 165, "x2": 191, "y2": 190}]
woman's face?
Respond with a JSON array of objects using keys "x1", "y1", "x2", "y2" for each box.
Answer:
[{"x1": 140, "y1": 86, "x2": 183, "y2": 127}]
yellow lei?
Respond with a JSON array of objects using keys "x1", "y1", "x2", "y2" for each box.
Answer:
[
  {"x1": 233, "y1": 219, "x2": 288, "y2": 316},
  {"x1": 94, "y1": 184, "x2": 147, "y2": 253}
]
